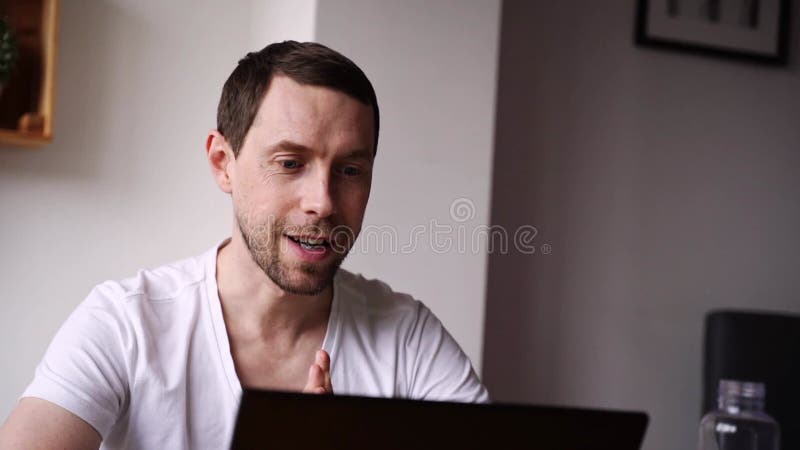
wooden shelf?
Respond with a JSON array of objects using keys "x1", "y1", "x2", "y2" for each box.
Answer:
[
  {"x1": 0, "y1": 0, "x2": 58, "y2": 148},
  {"x1": 0, "y1": 128, "x2": 51, "y2": 147}
]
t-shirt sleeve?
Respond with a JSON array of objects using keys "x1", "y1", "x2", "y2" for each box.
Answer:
[
  {"x1": 405, "y1": 301, "x2": 490, "y2": 403},
  {"x1": 21, "y1": 283, "x2": 133, "y2": 438}
]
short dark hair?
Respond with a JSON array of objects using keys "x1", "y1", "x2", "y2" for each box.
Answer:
[{"x1": 216, "y1": 41, "x2": 380, "y2": 157}]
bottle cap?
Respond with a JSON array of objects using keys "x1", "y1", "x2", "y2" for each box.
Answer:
[{"x1": 719, "y1": 379, "x2": 766, "y2": 400}]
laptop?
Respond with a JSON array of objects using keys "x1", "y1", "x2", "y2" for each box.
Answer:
[{"x1": 231, "y1": 389, "x2": 649, "y2": 449}]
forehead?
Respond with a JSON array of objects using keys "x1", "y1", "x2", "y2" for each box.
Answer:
[{"x1": 247, "y1": 75, "x2": 375, "y2": 154}]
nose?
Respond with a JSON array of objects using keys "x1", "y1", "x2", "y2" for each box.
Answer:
[{"x1": 299, "y1": 168, "x2": 335, "y2": 219}]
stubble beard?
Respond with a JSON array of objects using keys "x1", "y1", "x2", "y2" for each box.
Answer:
[{"x1": 236, "y1": 210, "x2": 348, "y2": 296}]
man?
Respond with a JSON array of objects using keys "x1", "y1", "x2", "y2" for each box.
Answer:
[{"x1": 0, "y1": 41, "x2": 487, "y2": 449}]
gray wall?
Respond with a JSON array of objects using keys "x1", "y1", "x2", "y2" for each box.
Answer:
[{"x1": 482, "y1": 1, "x2": 800, "y2": 450}]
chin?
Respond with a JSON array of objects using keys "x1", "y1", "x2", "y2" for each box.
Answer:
[
  {"x1": 275, "y1": 276, "x2": 331, "y2": 296},
  {"x1": 269, "y1": 261, "x2": 342, "y2": 296}
]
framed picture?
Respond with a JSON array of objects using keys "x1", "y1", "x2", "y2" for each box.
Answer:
[
  {"x1": 635, "y1": 0, "x2": 791, "y2": 65},
  {"x1": 0, "y1": 0, "x2": 59, "y2": 147}
]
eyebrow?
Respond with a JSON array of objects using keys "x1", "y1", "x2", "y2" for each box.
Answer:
[
  {"x1": 267, "y1": 139, "x2": 373, "y2": 161},
  {"x1": 267, "y1": 140, "x2": 314, "y2": 155}
]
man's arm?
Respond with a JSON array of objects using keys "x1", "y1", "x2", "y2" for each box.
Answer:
[
  {"x1": 4, "y1": 284, "x2": 134, "y2": 449},
  {"x1": 0, "y1": 398, "x2": 101, "y2": 450}
]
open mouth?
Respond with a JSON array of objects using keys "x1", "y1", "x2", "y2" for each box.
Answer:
[{"x1": 286, "y1": 234, "x2": 329, "y2": 251}]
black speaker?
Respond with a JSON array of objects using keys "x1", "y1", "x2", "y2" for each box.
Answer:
[{"x1": 703, "y1": 310, "x2": 800, "y2": 450}]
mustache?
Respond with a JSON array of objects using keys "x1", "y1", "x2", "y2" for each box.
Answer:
[
  {"x1": 237, "y1": 213, "x2": 357, "y2": 255},
  {"x1": 279, "y1": 221, "x2": 357, "y2": 251},
  {"x1": 279, "y1": 221, "x2": 335, "y2": 237}
]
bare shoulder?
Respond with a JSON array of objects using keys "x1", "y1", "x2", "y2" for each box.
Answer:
[{"x1": 0, "y1": 398, "x2": 101, "y2": 450}]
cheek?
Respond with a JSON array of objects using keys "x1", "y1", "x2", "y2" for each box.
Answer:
[
  {"x1": 337, "y1": 185, "x2": 371, "y2": 223},
  {"x1": 234, "y1": 168, "x2": 294, "y2": 214}
]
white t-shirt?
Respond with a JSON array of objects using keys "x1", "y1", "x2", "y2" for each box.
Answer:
[{"x1": 22, "y1": 240, "x2": 489, "y2": 449}]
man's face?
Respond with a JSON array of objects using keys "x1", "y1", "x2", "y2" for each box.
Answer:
[{"x1": 230, "y1": 75, "x2": 374, "y2": 295}]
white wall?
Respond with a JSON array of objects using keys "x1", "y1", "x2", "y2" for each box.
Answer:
[
  {"x1": 250, "y1": 0, "x2": 317, "y2": 48},
  {"x1": 0, "y1": 0, "x2": 254, "y2": 420},
  {"x1": 315, "y1": 0, "x2": 502, "y2": 372},
  {"x1": 482, "y1": 1, "x2": 800, "y2": 450}
]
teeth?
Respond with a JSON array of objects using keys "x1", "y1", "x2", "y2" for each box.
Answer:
[
  {"x1": 299, "y1": 241, "x2": 326, "y2": 251},
  {"x1": 290, "y1": 236, "x2": 325, "y2": 246}
]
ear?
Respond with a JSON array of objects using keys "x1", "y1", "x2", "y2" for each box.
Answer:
[{"x1": 206, "y1": 130, "x2": 235, "y2": 194}]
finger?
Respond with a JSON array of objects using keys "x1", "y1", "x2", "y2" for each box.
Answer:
[
  {"x1": 316, "y1": 349, "x2": 330, "y2": 372},
  {"x1": 316, "y1": 350, "x2": 333, "y2": 393},
  {"x1": 303, "y1": 364, "x2": 325, "y2": 393},
  {"x1": 324, "y1": 370, "x2": 333, "y2": 393}
]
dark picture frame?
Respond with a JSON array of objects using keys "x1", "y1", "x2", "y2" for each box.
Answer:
[
  {"x1": 635, "y1": 0, "x2": 791, "y2": 65},
  {"x1": 0, "y1": 0, "x2": 59, "y2": 147}
]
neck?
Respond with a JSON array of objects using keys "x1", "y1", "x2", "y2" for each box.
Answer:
[{"x1": 215, "y1": 235, "x2": 333, "y2": 344}]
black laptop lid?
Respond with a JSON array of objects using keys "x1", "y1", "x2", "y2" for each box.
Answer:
[{"x1": 231, "y1": 390, "x2": 649, "y2": 450}]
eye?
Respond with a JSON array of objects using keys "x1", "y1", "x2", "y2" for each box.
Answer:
[
  {"x1": 279, "y1": 160, "x2": 301, "y2": 170},
  {"x1": 342, "y1": 166, "x2": 361, "y2": 177}
]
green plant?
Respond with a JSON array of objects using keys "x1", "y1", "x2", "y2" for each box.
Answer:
[{"x1": 0, "y1": 16, "x2": 18, "y2": 84}]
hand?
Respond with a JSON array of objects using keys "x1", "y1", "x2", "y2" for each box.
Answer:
[{"x1": 303, "y1": 349, "x2": 333, "y2": 394}]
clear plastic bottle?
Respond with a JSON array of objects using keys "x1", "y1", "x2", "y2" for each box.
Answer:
[{"x1": 698, "y1": 380, "x2": 780, "y2": 450}]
